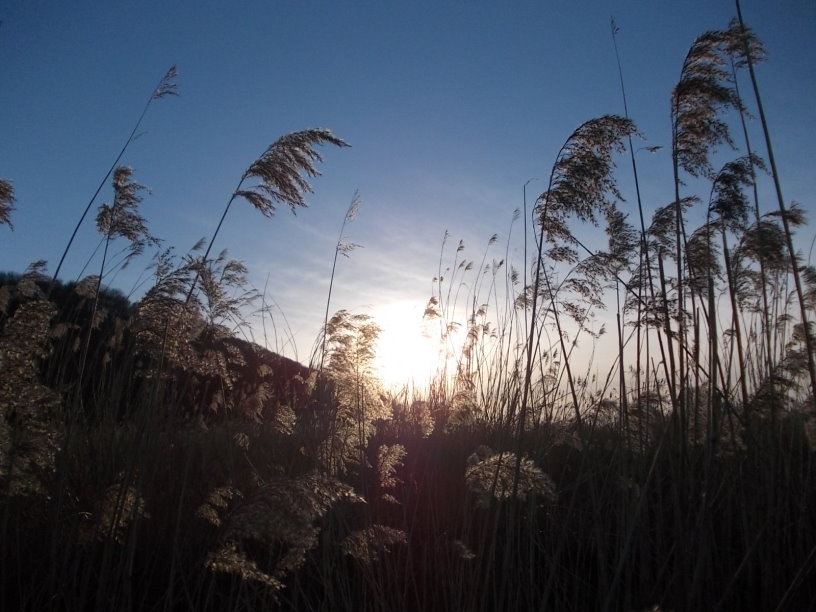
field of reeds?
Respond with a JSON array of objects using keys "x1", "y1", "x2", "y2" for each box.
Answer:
[{"x1": 1, "y1": 12, "x2": 815, "y2": 612}]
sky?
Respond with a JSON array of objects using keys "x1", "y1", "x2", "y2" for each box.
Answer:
[{"x1": 2, "y1": 1, "x2": 815, "y2": 387}]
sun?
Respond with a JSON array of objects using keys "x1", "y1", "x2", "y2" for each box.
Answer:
[{"x1": 372, "y1": 301, "x2": 445, "y2": 390}]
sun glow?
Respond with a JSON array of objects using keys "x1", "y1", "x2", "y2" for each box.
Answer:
[{"x1": 372, "y1": 301, "x2": 448, "y2": 390}]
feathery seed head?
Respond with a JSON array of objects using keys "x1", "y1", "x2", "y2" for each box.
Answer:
[
  {"x1": 152, "y1": 65, "x2": 179, "y2": 99},
  {"x1": 0, "y1": 179, "x2": 16, "y2": 230},
  {"x1": 236, "y1": 128, "x2": 349, "y2": 217},
  {"x1": 465, "y1": 450, "x2": 557, "y2": 508},
  {"x1": 537, "y1": 115, "x2": 637, "y2": 257},
  {"x1": 342, "y1": 525, "x2": 407, "y2": 564}
]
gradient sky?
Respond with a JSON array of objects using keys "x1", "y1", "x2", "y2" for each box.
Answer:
[{"x1": 2, "y1": 1, "x2": 814, "y2": 384}]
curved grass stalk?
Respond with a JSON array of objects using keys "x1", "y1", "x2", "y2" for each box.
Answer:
[
  {"x1": 51, "y1": 66, "x2": 177, "y2": 288},
  {"x1": 186, "y1": 128, "x2": 349, "y2": 303},
  {"x1": 316, "y1": 191, "x2": 361, "y2": 372},
  {"x1": 521, "y1": 115, "x2": 636, "y2": 437},
  {"x1": 734, "y1": 0, "x2": 816, "y2": 403}
]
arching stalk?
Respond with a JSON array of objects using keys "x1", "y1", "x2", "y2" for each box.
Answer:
[
  {"x1": 51, "y1": 66, "x2": 177, "y2": 289},
  {"x1": 734, "y1": 0, "x2": 816, "y2": 403},
  {"x1": 317, "y1": 191, "x2": 361, "y2": 372},
  {"x1": 185, "y1": 128, "x2": 349, "y2": 303}
]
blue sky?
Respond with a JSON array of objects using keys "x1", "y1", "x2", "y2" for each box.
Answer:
[{"x1": 2, "y1": 1, "x2": 814, "y2": 381}]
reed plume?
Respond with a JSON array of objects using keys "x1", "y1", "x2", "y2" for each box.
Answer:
[
  {"x1": 734, "y1": 0, "x2": 816, "y2": 401},
  {"x1": 0, "y1": 271, "x2": 61, "y2": 498},
  {"x1": 52, "y1": 66, "x2": 177, "y2": 286},
  {"x1": 342, "y1": 525, "x2": 407, "y2": 564},
  {"x1": 0, "y1": 179, "x2": 15, "y2": 229},
  {"x1": 188, "y1": 129, "x2": 349, "y2": 301},
  {"x1": 203, "y1": 473, "x2": 363, "y2": 592},
  {"x1": 523, "y1": 115, "x2": 636, "y2": 431}
]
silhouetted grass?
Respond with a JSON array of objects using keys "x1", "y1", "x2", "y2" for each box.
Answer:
[{"x1": 1, "y1": 11, "x2": 815, "y2": 612}]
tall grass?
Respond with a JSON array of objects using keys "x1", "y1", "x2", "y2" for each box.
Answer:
[
  {"x1": 50, "y1": 66, "x2": 178, "y2": 288},
  {"x1": 1, "y1": 11, "x2": 815, "y2": 612}
]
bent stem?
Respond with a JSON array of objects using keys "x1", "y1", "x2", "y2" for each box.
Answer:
[{"x1": 51, "y1": 66, "x2": 177, "y2": 290}]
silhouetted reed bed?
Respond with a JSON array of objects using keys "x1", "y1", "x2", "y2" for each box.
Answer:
[{"x1": 2, "y1": 10, "x2": 815, "y2": 611}]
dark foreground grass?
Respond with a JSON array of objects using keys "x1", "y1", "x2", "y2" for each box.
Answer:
[{"x1": 1, "y1": 377, "x2": 814, "y2": 611}]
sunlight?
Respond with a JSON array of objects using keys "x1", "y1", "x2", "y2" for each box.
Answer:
[{"x1": 372, "y1": 301, "x2": 445, "y2": 390}]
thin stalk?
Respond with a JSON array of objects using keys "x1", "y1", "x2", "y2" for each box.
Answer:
[
  {"x1": 735, "y1": 0, "x2": 816, "y2": 402},
  {"x1": 612, "y1": 17, "x2": 661, "y2": 421},
  {"x1": 186, "y1": 129, "x2": 349, "y2": 304},
  {"x1": 732, "y1": 58, "x2": 774, "y2": 386},
  {"x1": 75, "y1": 225, "x2": 114, "y2": 412},
  {"x1": 657, "y1": 252, "x2": 679, "y2": 405},
  {"x1": 319, "y1": 192, "x2": 361, "y2": 372},
  {"x1": 541, "y1": 266, "x2": 582, "y2": 427},
  {"x1": 51, "y1": 66, "x2": 176, "y2": 289},
  {"x1": 185, "y1": 186, "x2": 243, "y2": 303},
  {"x1": 670, "y1": 121, "x2": 687, "y2": 428},
  {"x1": 617, "y1": 307, "x2": 628, "y2": 424},
  {"x1": 707, "y1": 256, "x2": 720, "y2": 445},
  {"x1": 721, "y1": 232, "x2": 749, "y2": 409}
]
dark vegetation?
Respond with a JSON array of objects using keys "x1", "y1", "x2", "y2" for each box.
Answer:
[{"x1": 1, "y1": 9, "x2": 815, "y2": 611}]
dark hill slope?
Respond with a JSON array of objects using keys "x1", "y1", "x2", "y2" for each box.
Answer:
[{"x1": 0, "y1": 271, "x2": 311, "y2": 423}]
